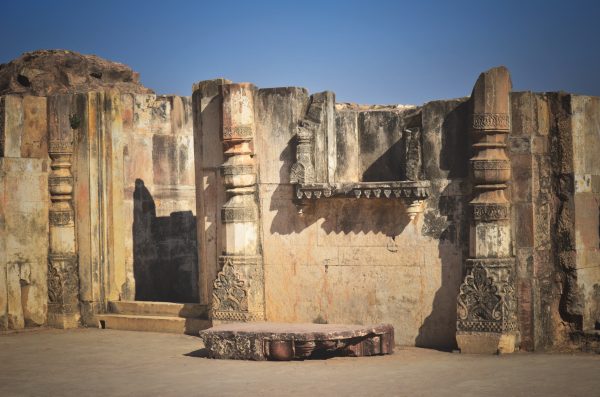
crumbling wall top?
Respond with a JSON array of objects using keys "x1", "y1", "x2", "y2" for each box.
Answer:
[{"x1": 0, "y1": 49, "x2": 154, "y2": 96}]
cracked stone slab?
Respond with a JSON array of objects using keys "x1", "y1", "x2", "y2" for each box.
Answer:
[{"x1": 199, "y1": 322, "x2": 394, "y2": 360}]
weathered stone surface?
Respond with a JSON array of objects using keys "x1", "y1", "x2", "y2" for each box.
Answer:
[
  {"x1": 1, "y1": 49, "x2": 599, "y2": 356},
  {"x1": 200, "y1": 322, "x2": 394, "y2": 360},
  {"x1": 0, "y1": 158, "x2": 48, "y2": 330},
  {"x1": 0, "y1": 50, "x2": 153, "y2": 96}
]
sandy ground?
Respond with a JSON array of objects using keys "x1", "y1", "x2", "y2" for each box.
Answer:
[{"x1": 1, "y1": 328, "x2": 599, "y2": 397}]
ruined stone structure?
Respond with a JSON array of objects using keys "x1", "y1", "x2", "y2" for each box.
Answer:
[{"x1": 1, "y1": 50, "x2": 600, "y2": 355}]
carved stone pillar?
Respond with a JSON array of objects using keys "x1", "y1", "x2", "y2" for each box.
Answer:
[
  {"x1": 456, "y1": 67, "x2": 518, "y2": 353},
  {"x1": 212, "y1": 83, "x2": 265, "y2": 323},
  {"x1": 47, "y1": 95, "x2": 80, "y2": 328}
]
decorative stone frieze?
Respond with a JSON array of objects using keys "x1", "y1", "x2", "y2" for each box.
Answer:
[{"x1": 456, "y1": 67, "x2": 518, "y2": 354}]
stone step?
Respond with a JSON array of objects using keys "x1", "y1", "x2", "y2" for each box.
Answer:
[
  {"x1": 97, "y1": 314, "x2": 211, "y2": 335},
  {"x1": 108, "y1": 300, "x2": 208, "y2": 318}
]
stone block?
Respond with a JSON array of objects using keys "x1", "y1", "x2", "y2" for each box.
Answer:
[
  {"x1": 514, "y1": 203, "x2": 534, "y2": 248},
  {"x1": 457, "y1": 332, "x2": 517, "y2": 354},
  {"x1": 469, "y1": 222, "x2": 511, "y2": 258},
  {"x1": 21, "y1": 96, "x2": 47, "y2": 158},
  {"x1": 122, "y1": 131, "x2": 151, "y2": 186},
  {"x1": 2, "y1": 95, "x2": 23, "y2": 157},
  {"x1": 169, "y1": 96, "x2": 192, "y2": 135},
  {"x1": 152, "y1": 134, "x2": 177, "y2": 185},
  {"x1": 254, "y1": 87, "x2": 310, "y2": 184},
  {"x1": 176, "y1": 135, "x2": 195, "y2": 186},
  {"x1": 510, "y1": 154, "x2": 533, "y2": 203},
  {"x1": 574, "y1": 193, "x2": 599, "y2": 250},
  {"x1": 421, "y1": 99, "x2": 469, "y2": 180},
  {"x1": 121, "y1": 94, "x2": 135, "y2": 132},
  {"x1": 358, "y1": 110, "x2": 404, "y2": 181},
  {"x1": 572, "y1": 96, "x2": 600, "y2": 174},
  {"x1": 335, "y1": 110, "x2": 359, "y2": 183}
]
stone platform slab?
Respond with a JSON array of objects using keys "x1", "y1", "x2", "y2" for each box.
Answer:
[{"x1": 199, "y1": 322, "x2": 394, "y2": 360}]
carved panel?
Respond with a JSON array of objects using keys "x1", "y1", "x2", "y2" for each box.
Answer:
[
  {"x1": 457, "y1": 263, "x2": 517, "y2": 333},
  {"x1": 472, "y1": 113, "x2": 510, "y2": 131},
  {"x1": 49, "y1": 210, "x2": 74, "y2": 226},
  {"x1": 471, "y1": 160, "x2": 511, "y2": 170},
  {"x1": 47, "y1": 254, "x2": 79, "y2": 312},
  {"x1": 472, "y1": 203, "x2": 510, "y2": 221},
  {"x1": 221, "y1": 207, "x2": 257, "y2": 223},
  {"x1": 223, "y1": 125, "x2": 254, "y2": 140},
  {"x1": 48, "y1": 176, "x2": 74, "y2": 187},
  {"x1": 48, "y1": 140, "x2": 73, "y2": 154},
  {"x1": 212, "y1": 258, "x2": 249, "y2": 314},
  {"x1": 221, "y1": 164, "x2": 254, "y2": 176}
]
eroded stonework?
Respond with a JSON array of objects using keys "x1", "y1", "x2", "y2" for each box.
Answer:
[{"x1": 200, "y1": 323, "x2": 394, "y2": 360}]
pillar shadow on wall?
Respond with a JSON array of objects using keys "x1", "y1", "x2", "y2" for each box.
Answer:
[
  {"x1": 415, "y1": 100, "x2": 471, "y2": 351},
  {"x1": 133, "y1": 179, "x2": 199, "y2": 303}
]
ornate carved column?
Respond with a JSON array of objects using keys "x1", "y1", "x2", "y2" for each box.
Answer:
[
  {"x1": 47, "y1": 95, "x2": 80, "y2": 328},
  {"x1": 456, "y1": 67, "x2": 518, "y2": 353},
  {"x1": 212, "y1": 83, "x2": 265, "y2": 323}
]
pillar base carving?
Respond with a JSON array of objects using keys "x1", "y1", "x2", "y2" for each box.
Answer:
[
  {"x1": 211, "y1": 255, "x2": 265, "y2": 323},
  {"x1": 457, "y1": 259, "x2": 518, "y2": 353},
  {"x1": 47, "y1": 253, "x2": 80, "y2": 328}
]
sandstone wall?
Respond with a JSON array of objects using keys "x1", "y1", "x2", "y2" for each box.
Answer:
[
  {"x1": 0, "y1": 95, "x2": 49, "y2": 330},
  {"x1": 193, "y1": 83, "x2": 471, "y2": 347},
  {"x1": 571, "y1": 95, "x2": 600, "y2": 333},
  {"x1": 120, "y1": 94, "x2": 197, "y2": 303},
  {"x1": 509, "y1": 92, "x2": 600, "y2": 350}
]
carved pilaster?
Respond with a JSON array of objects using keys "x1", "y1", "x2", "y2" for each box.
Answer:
[
  {"x1": 456, "y1": 67, "x2": 518, "y2": 353},
  {"x1": 47, "y1": 95, "x2": 80, "y2": 328},
  {"x1": 212, "y1": 83, "x2": 265, "y2": 323}
]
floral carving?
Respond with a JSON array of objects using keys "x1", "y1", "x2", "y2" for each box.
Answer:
[
  {"x1": 212, "y1": 259, "x2": 249, "y2": 314},
  {"x1": 457, "y1": 264, "x2": 501, "y2": 323},
  {"x1": 457, "y1": 264, "x2": 516, "y2": 333}
]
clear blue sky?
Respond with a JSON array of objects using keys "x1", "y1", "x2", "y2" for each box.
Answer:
[{"x1": 1, "y1": 0, "x2": 599, "y2": 104}]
